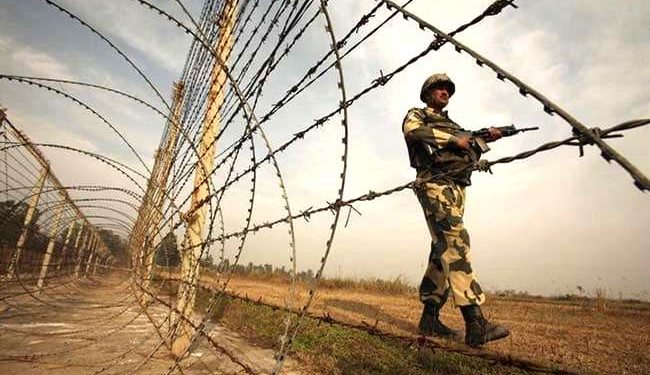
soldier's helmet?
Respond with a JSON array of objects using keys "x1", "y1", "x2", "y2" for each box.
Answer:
[{"x1": 420, "y1": 73, "x2": 456, "y2": 102}]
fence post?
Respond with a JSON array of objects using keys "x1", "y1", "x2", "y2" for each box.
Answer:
[
  {"x1": 56, "y1": 219, "x2": 76, "y2": 272},
  {"x1": 36, "y1": 199, "x2": 65, "y2": 294},
  {"x1": 69, "y1": 222, "x2": 85, "y2": 274},
  {"x1": 129, "y1": 81, "x2": 185, "y2": 292},
  {"x1": 6, "y1": 166, "x2": 49, "y2": 278},
  {"x1": 75, "y1": 231, "x2": 92, "y2": 278},
  {"x1": 84, "y1": 242, "x2": 96, "y2": 277},
  {"x1": 92, "y1": 254, "x2": 100, "y2": 275},
  {"x1": 171, "y1": 0, "x2": 239, "y2": 357}
]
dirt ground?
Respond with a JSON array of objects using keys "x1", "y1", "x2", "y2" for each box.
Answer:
[
  {"x1": 2, "y1": 272, "x2": 647, "y2": 375},
  {"x1": 0, "y1": 273, "x2": 305, "y2": 375},
  {"x1": 217, "y1": 276, "x2": 650, "y2": 375}
]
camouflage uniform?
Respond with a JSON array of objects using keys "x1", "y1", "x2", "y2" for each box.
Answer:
[{"x1": 403, "y1": 106, "x2": 485, "y2": 307}]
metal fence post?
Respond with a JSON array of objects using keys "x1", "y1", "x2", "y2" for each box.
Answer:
[
  {"x1": 36, "y1": 199, "x2": 65, "y2": 294},
  {"x1": 56, "y1": 219, "x2": 76, "y2": 272},
  {"x1": 6, "y1": 166, "x2": 49, "y2": 278},
  {"x1": 171, "y1": 0, "x2": 239, "y2": 357},
  {"x1": 92, "y1": 254, "x2": 100, "y2": 275},
  {"x1": 74, "y1": 231, "x2": 92, "y2": 278},
  {"x1": 84, "y1": 241, "x2": 96, "y2": 277},
  {"x1": 129, "y1": 81, "x2": 185, "y2": 292}
]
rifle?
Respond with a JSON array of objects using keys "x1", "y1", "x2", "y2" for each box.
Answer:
[{"x1": 466, "y1": 125, "x2": 539, "y2": 153}]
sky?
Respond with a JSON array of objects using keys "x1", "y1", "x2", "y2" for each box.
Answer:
[{"x1": 0, "y1": 0, "x2": 648, "y2": 300}]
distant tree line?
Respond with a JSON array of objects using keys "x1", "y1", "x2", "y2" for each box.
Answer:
[
  {"x1": 98, "y1": 228, "x2": 128, "y2": 266},
  {"x1": 153, "y1": 232, "x2": 216, "y2": 270},
  {"x1": 152, "y1": 232, "x2": 316, "y2": 282},
  {"x1": 0, "y1": 199, "x2": 128, "y2": 271},
  {"x1": 1, "y1": 200, "x2": 50, "y2": 272},
  {"x1": 0, "y1": 200, "x2": 47, "y2": 249},
  {"x1": 154, "y1": 231, "x2": 180, "y2": 267},
  {"x1": 213, "y1": 259, "x2": 316, "y2": 282}
]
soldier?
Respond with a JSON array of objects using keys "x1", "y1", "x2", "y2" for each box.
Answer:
[{"x1": 402, "y1": 73, "x2": 509, "y2": 347}]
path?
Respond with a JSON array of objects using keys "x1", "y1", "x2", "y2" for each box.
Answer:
[{"x1": 0, "y1": 273, "x2": 305, "y2": 375}]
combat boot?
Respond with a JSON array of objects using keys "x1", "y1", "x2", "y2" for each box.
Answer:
[
  {"x1": 460, "y1": 304, "x2": 509, "y2": 347},
  {"x1": 417, "y1": 301, "x2": 460, "y2": 339}
]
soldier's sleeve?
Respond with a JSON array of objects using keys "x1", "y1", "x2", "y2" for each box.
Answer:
[{"x1": 402, "y1": 108, "x2": 459, "y2": 149}]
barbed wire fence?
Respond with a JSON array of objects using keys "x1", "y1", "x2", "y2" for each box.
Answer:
[
  {"x1": 0, "y1": 112, "x2": 114, "y2": 285},
  {"x1": 0, "y1": 0, "x2": 647, "y2": 374}
]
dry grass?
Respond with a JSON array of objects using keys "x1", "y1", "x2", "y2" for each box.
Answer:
[
  {"x1": 156, "y1": 268, "x2": 650, "y2": 374},
  {"x1": 594, "y1": 287, "x2": 608, "y2": 311},
  {"x1": 317, "y1": 274, "x2": 416, "y2": 295},
  {"x1": 202, "y1": 268, "x2": 417, "y2": 296},
  {"x1": 193, "y1": 287, "x2": 542, "y2": 375},
  {"x1": 214, "y1": 275, "x2": 650, "y2": 375}
]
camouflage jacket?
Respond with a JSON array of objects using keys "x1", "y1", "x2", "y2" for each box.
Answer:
[{"x1": 402, "y1": 107, "x2": 479, "y2": 186}]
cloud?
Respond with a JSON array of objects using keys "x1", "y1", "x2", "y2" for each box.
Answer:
[
  {"x1": 0, "y1": 36, "x2": 73, "y2": 79},
  {"x1": 0, "y1": 35, "x2": 166, "y2": 176},
  {"x1": 59, "y1": 0, "x2": 191, "y2": 74}
]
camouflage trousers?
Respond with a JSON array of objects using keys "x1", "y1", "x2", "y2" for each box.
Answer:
[{"x1": 415, "y1": 180, "x2": 485, "y2": 307}]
